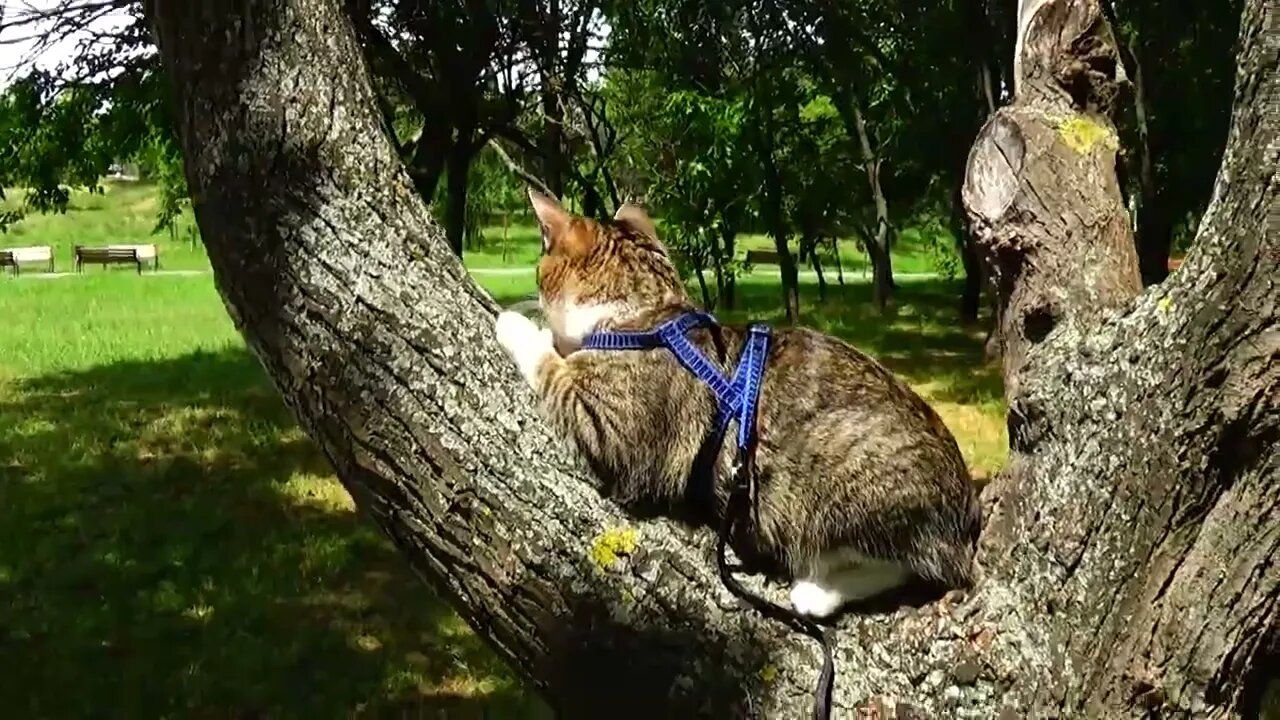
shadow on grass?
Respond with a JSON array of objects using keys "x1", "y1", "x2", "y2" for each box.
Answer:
[{"x1": 0, "y1": 349, "x2": 547, "y2": 719}]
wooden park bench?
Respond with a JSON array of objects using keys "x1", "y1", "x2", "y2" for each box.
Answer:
[
  {"x1": 0, "y1": 245, "x2": 55, "y2": 275},
  {"x1": 74, "y1": 244, "x2": 160, "y2": 274},
  {"x1": 744, "y1": 249, "x2": 781, "y2": 266}
]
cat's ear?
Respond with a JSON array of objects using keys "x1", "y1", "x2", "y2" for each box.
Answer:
[
  {"x1": 614, "y1": 202, "x2": 659, "y2": 240},
  {"x1": 529, "y1": 189, "x2": 571, "y2": 253}
]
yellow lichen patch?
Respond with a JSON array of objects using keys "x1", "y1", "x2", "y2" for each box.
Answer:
[
  {"x1": 590, "y1": 526, "x2": 639, "y2": 568},
  {"x1": 759, "y1": 664, "x2": 779, "y2": 684},
  {"x1": 1157, "y1": 296, "x2": 1173, "y2": 313},
  {"x1": 1057, "y1": 116, "x2": 1117, "y2": 154},
  {"x1": 352, "y1": 633, "x2": 383, "y2": 652}
]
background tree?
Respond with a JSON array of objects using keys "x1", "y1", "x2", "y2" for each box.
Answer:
[
  {"x1": 5, "y1": 0, "x2": 1244, "y2": 325},
  {"x1": 778, "y1": 89, "x2": 859, "y2": 302},
  {"x1": 142, "y1": 0, "x2": 1277, "y2": 718},
  {"x1": 1105, "y1": 0, "x2": 1242, "y2": 285},
  {"x1": 607, "y1": 72, "x2": 756, "y2": 309}
]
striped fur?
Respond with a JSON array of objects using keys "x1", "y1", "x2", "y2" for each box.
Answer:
[{"x1": 496, "y1": 192, "x2": 981, "y2": 617}]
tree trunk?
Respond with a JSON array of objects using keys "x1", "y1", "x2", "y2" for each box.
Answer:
[
  {"x1": 845, "y1": 93, "x2": 895, "y2": 311},
  {"x1": 752, "y1": 99, "x2": 800, "y2": 322},
  {"x1": 581, "y1": 183, "x2": 601, "y2": 219},
  {"x1": 444, "y1": 137, "x2": 472, "y2": 257},
  {"x1": 147, "y1": 0, "x2": 1278, "y2": 717},
  {"x1": 1109, "y1": 1, "x2": 1173, "y2": 286},
  {"x1": 694, "y1": 261, "x2": 713, "y2": 310},
  {"x1": 811, "y1": 245, "x2": 827, "y2": 303},
  {"x1": 952, "y1": 184, "x2": 985, "y2": 324},
  {"x1": 406, "y1": 127, "x2": 448, "y2": 204},
  {"x1": 709, "y1": 230, "x2": 727, "y2": 309},
  {"x1": 719, "y1": 223, "x2": 737, "y2": 310},
  {"x1": 963, "y1": 2, "x2": 1278, "y2": 715},
  {"x1": 957, "y1": 235, "x2": 984, "y2": 325},
  {"x1": 502, "y1": 210, "x2": 509, "y2": 262}
]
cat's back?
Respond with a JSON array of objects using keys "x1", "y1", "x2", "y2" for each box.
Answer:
[{"x1": 756, "y1": 325, "x2": 968, "y2": 482}]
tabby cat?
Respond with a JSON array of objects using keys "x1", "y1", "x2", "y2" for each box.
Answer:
[{"x1": 494, "y1": 190, "x2": 981, "y2": 618}]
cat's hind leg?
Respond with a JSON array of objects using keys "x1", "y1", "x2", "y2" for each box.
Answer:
[
  {"x1": 789, "y1": 552, "x2": 911, "y2": 619},
  {"x1": 788, "y1": 579, "x2": 846, "y2": 619}
]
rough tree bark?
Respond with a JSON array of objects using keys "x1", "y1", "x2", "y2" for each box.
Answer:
[{"x1": 146, "y1": 0, "x2": 1277, "y2": 718}]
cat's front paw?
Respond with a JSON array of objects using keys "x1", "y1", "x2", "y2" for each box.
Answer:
[
  {"x1": 789, "y1": 580, "x2": 844, "y2": 619},
  {"x1": 495, "y1": 311, "x2": 555, "y2": 387},
  {"x1": 495, "y1": 311, "x2": 541, "y2": 355}
]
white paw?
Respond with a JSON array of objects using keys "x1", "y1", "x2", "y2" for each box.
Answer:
[
  {"x1": 495, "y1": 311, "x2": 541, "y2": 353},
  {"x1": 790, "y1": 580, "x2": 844, "y2": 619},
  {"x1": 494, "y1": 311, "x2": 555, "y2": 386}
]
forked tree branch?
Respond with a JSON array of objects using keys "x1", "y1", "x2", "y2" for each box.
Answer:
[{"x1": 144, "y1": 0, "x2": 1277, "y2": 717}]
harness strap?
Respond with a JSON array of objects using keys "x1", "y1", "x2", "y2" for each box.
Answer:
[{"x1": 584, "y1": 311, "x2": 836, "y2": 720}]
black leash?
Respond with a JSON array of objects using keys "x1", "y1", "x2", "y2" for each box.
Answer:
[
  {"x1": 715, "y1": 444, "x2": 835, "y2": 720},
  {"x1": 580, "y1": 311, "x2": 835, "y2": 718}
]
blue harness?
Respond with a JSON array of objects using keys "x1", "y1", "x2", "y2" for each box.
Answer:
[
  {"x1": 582, "y1": 310, "x2": 771, "y2": 456},
  {"x1": 582, "y1": 310, "x2": 835, "y2": 720}
]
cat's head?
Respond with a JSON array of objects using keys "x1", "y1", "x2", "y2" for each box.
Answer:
[{"x1": 529, "y1": 190, "x2": 687, "y2": 348}]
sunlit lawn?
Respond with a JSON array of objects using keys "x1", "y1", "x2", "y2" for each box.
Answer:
[
  {"x1": 3, "y1": 183, "x2": 941, "y2": 276},
  {"x1": 0, "y1": 186, "x2": 1005, "y2": 717}
]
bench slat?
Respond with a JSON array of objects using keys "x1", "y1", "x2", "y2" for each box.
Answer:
[{"x1": 745, "y1": 249, "x2": 782, "y2": 265}]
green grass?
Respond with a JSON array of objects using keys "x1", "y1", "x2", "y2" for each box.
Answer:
[
  {"x1": 3, "y1": 184, "x2": 944, "y2": 278},
  {"x1": 0, "y1": 184, "x2": 1004, "y2": 717},
  {"x1": 0, "y1": 274, "x2": 549, "y2": 718},
  {"x1": 2, "y1": 182, "x2": 210, "y2": 272}
]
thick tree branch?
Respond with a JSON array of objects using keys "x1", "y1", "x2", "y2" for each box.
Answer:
[
  {"x1": 143, "y1": 1, "x2": 826, "y2": 716},
  {"x1": 965, "y1": 0, "x2": 1142, "y2": 401},
  {"x1": 145, "y1": 0, "x2": 1276, "y2": 717},
  {"x1": 966, "y1": 0, "x2": 1278, "y2": 715}
]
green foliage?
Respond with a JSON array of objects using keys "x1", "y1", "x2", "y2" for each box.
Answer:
[
  {"x1": 0, "y1": 72, "x2": 111, "y2": 216},
  {"x1": 914, "y1": 212, "x2": 962, "y2": 281},
  {"x1": 140, "y1": 135, "x2": 192, "y2": 238},
  {"x1": 0, "y1": 56, "x2": 187, "y2": 235},
  {"x1": 466, "y1": 146, "x2": 525, "y2": 237},
  {"x1": 1111, "y1": 0, "x2": 1242, "y2": 250},
  {"x1": 604, "y1": 68, "x2": 757, "y2": 290},
  {"x1": 0, "y1": 0, "x2": 1241, "y2": 299}
]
